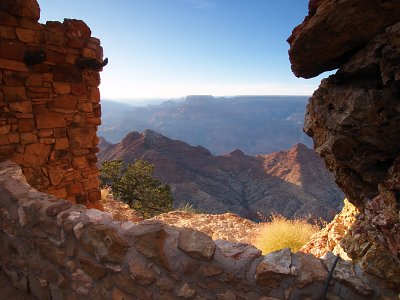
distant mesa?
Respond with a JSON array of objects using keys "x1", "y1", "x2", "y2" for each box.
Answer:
[{"x1": 98, "y1": 130, "x2": 344, "y2": 222}]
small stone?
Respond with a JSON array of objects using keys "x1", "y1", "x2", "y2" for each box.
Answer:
[
  {"x1": 129, "y1": 259, "x2": 156, "y2": 286},
  {"x1": 53, "y1": 82, "x2": 71, "y2": 94},
  {"x1": 217, "y1": 290, "x2": 236, "y2": 300},
  {"x1": 255, "y1": 248, "x2": 292, "y2": 288},
  {"x1": 71, "y1": 269, "x2": 93, "y2": 296},
  {"x1": 78, "y1": 256, "x2": 107, "y2": 280},
  {"x1": 9, "y1": 101, "x2": 32, "y2": 113},
  {"x1": 46, "y1": 200, "x2": 73, "y2": 217},
  {"x1": 15, "y1": 27, "x2": 36, "y2": 42},
  {"x1": 293, "y1": 252, "x2": 328, "y2": 288},
  {"x1": 130, "y1": 224, "x2": 169, "y2": 269},
  {"x1": 34, "y1": 105, "x2": 66, "y2": 129},
  {"x1": 79, "y1": 223, "x2": 129, "y2": 263},
  {"x1": 23, "y1": 143, "x2": 50, "y2": 166},
  {"x1": 178, "y1": 283, "x2": 195, "y2": 299},
  {"x1": 178, "y1": 227, "x2": 216, "y2": 260}
]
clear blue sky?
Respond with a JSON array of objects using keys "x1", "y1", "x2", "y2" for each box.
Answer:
[{"x1": 38, "y1": 0, "x2": 327, "y2": 102}]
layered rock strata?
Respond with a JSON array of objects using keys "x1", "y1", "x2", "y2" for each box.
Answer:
[
  {"x1": 288, "y1": 0, "x2": 400, "y2": 291},
  {"x1": 0, "y1": 0, "x2": 104, "y2": 207},
  {"x1": 1, "y1": 160, "x2": 396, "y2": 299}
]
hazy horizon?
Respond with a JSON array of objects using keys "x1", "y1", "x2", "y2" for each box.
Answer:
[{"x1": 102, "y1": 94, "x2": 312, "y2": 105}]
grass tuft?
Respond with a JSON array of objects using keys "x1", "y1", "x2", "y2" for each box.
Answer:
[
  {"x1": 175, "y1": 203, "x2": 200, "y2": 213},
  {"x1": 253, "y1": 213, "x2": 320, "y2": 255}
]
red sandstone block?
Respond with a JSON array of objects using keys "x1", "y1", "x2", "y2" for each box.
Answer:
[
  {"x1": 53, "y1": 128, "x2": 67, "y2": 138},
  {"x1": 39, "y1": 137, "x2": 56, "y2": 144},
  {"x1": 0, "y1": 0, "x2": 40, "y2": 21},
  {"x1": 9, "y1": 101, "x2": 32, "y2": 113},
  {"x1": 52, "y1": 95, "x2": 77, "y2": 111},
  {"x1": 3, "y1": 86, "x2": 26, "y2": 102},
  {"x1": 18, "y1": 118, "x2": 34, "y2": 132},
  {"x1": 10, "y1": 152, "x2": 23, "y2": 164},
  {"x1": 19, "y1": 17, "x2": 43, "y2": 30},
  {"x1": 3, "y1": 74, "x2": 25, "y2": 86},
  {"x1": 0, "y1": 25, "x2": 16, "y2": 39},
  {"x1": 68, "y1": 127, "x2": 96, "y2": 148},
  {"x1": 0, "y1": 135, "x2": 9, "y2": 145},
  {"x1": 48, "y1": 188, "x2": 68, "y2": 199},
  {"x1": 88, "y1": 87, "x2": 100, "y2": 102},
  {"x1": 15, "y1": 27, "x2": 36, "y2": 43},
  {"x1": 53, "y1": 64, "x2": 82, "y2": 82},
  {"x1": 0, "y1": 39, "x2": 26, "y2": 60},
  {"x1": 38, "y1": 129, "x2": 53, "y2": 137},
  {"x1": 55, "y1": 138, "x2": 69, "y2": 150},
  {"x1": 26, "y1": 75, "x2": 44, "y2": 87},
  {"x1": 82, "y1": 48, "x2": 96, "y2": 59},
  {"x1": 68, "y1": 38, "x2": 85, "y2": 49},
  {"x1": 67, "y1": 183, "x2": 84, "y2": 195},
  {"x1": 15, "y1": 113, "x2": 34, "y2": 119},
  {"x1": 0, "y1": 58, "x2": 28, "y2": 72},
  {"x1": 46, "y1": 49, "x2": 66, "y2": 64},
  {"x1": 77, "y1": 103, "x2": 93, "y2": 113},
  {"x1": 23, "y1": 143, "x2": 50, "y2": 166},
  {"x1": 82, "y1": 71, "x2": 100, "y2": 86},
  {"x1": 33, "y1": 105, "x2": 66, "y2": 129},
  {"x1": 43, "y1": 73, "x2": 53, "y2": 82},
  {"x1": 86, "y1": 117, "x2": 101, "y2": 125},
  {"x1": 0, "y1": 125, "x2": 11, "y2": 134},
  {"x1": 63, "y1": 19, "x2": 91, "y2": 39},
  {"x1": 20, "y1": 132, "x2": 38, "y2": 144},
  {"x1": 75, "y1": 193, "x2": 88, "y2": 204},
  {"x1": 7, "y1": 133, "x2": 20, "y2": 143},
  {"x1": 88, "y1": 189, "x2": 101, "y2": 202},
  {"x1": 72, "y1": 156, "x2": 87, "y2": 169},
  {"x1": 0, "y1": 12, "x2": 18, "y2": 26},
  {"x1": 65, "y1": 53, "x2": 78, "y2": 65}
]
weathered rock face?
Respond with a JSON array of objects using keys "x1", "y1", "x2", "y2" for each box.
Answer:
[
  {"x1": 289, "y1": 0, "x2": 400, "y2": 292},
  {"x1": 0, "y1": 0, "x2": 104, "y2": 207},
  {"x1": 288, "y1": 0, "x2": 400, "y2": 78}
]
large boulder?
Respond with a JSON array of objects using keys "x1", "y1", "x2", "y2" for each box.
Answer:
[{"x1": 288, "y1": 0, "x2": 400, "y2": 78}]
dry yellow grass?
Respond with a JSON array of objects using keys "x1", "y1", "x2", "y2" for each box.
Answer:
[{"x1": 253, "y1": 214, "x2": 320, "y2": 255}]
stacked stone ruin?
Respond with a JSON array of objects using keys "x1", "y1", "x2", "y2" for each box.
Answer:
[
  {"x1": 0, "y1": 0, "x2": 399, "y2": 299},
  {"x1": 0, "y1": 0, "x2": 103, "y2": 208}
]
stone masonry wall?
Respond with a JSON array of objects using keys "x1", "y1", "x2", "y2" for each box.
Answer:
[
  {"x1": 0, "y1": 0, "x2": 103, "y2": 208},
  {"x1": 1, "y1": 160, "x2": 397, "y2": 300}
]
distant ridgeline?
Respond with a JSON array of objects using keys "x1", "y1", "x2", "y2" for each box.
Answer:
[{"x1": 99, "y1": 95, "x2": 312, "y2": 155}]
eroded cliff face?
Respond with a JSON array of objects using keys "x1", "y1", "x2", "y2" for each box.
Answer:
[{"x1": 288, "y1": 0, "x2": 400, "y2": 291}]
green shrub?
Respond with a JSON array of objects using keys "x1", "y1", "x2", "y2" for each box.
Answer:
[
  {"x1": 253, "y1": 214, "x2": 320, "y2": 255},
  {"x1": 99, "y1": 159, "x2": 173, "y2": 219}
]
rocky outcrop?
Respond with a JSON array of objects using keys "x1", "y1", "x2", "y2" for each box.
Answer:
[
  {"x1": 288, "y1": 0, "x2": 400, "y2": 291},
  {"x1": 300, "y1": 199, "x2": 359, "y2": 259},
  {"x1": 1, "y1": 160, "x2": 397, "y2": 299},
  {"x1": 0, "y1": 0, "x2": 104, "y2": 207},
  {"x1": 288, "y1": 0, "x2": 400, "y2": 78},
  {"x1": 98, "y1": 130, "x2": 344, "y2": 221}
]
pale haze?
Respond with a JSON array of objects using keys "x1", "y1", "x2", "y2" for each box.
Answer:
[{"x1": 38, "y1": 0, "x2": 328, "y2": 102}]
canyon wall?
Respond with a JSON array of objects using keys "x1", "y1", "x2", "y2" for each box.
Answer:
[
  {"x1": 288, "y1": 0, "x2": 400, "y2": 291},
  {"x1": 0, "y1": 0, "x2": 103, "y2": 208}
]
